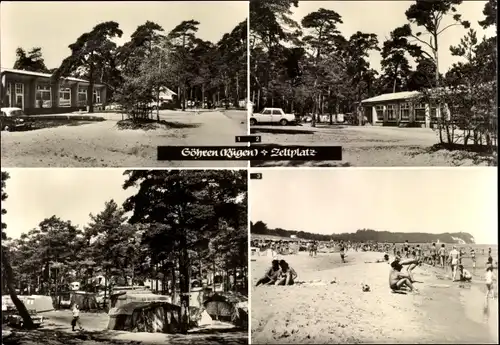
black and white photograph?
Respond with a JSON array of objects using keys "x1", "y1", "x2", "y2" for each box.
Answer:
[
  {"x1": 1, "y1": 1, "x2": 248, "y2": 168},
  {"x1": 249, "y1": 168, "x2": 498, "y2": 344},
  {"x1": 249, "y1": 0, "x2": 497, "y2": 167},
  {"x1": 1, "y1": 169, "x2": 248, "y2": 345}
]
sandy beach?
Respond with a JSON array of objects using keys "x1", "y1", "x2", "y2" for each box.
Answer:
[{"x1": 251, "y1": 250, "x2": 498, "y2": 344}]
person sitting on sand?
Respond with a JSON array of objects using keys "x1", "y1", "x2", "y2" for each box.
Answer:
[
  {"x1": 365, "y1": 253, "x2": 390, "y2": 264},
  {"x1": 458, "y1": 265, "x2": 472, "y2": 282},
  {"x1": 389, "y1": 259, "x2": 418, "y2": 293},
  {"x1": 256, "y1": 260, "x2": 281, "y2": 286},
  {"x1": 275, "y1": 260, "x2": 297, "y2": 286}
]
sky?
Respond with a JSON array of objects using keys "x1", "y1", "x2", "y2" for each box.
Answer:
[
  {"x1": 250, "y1": 168, "x2": 498, "y2": 245},
  {"x1": 1, "y1": 1, "x2": 248, "y2": 69},
  {"x1": 290, "y1": 0, "x2": 496, "y2": 73},
  {"x1": 2, "y1": 169, "x2": 137, "y2": 239}
]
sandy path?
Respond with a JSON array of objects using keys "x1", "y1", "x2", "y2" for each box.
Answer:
[
  {"x1": 250, "y1": 125, "x2": 495, "y2": 167},
  {"x1": 251, "y1": 251, "x2": 497, "y2": 344},
  {"x1": 1, "y1": 110, "x2": 247, "y2": 168}
]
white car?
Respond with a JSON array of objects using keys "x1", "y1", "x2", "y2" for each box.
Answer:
[
  {"x1": 1, "y1": 107, "x2": 29, "y2": 131},
  {"x1": 250, "y1": 107, "x2": 296, "y2": 126}
]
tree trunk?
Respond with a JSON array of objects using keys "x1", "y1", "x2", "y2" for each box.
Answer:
[
  {"x1": 179, "y1": 235, "x2": 190, "y2": 334},
  {"x1": 2, "y1": 248, "x2": 36, "y2": 329},
  {"x1": 236, "y1": 72, "x2": 240, "y2": 106},
  {"x1": 88, "y1": 65, "x2": 95, "y2": 114},
  {"x1": 103, "y1": 268, "x2": 108, "y2": 311},
  {"x1": 201, "y1": 84, "x2": 205, "y2": 109}
]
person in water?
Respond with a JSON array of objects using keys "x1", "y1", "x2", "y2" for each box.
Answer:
[
  {"x1": 275, "y1": 260, "x2": 297, "y2": 286},
  {"x1": 256, "y1": 260, "x2": 281, "y2": 286},
  {"x1": 389, "y1": 258, "x2": 418, "y2": 293}
]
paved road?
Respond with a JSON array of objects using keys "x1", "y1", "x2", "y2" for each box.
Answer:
[{"x1": 1, "y1": 110, "x2": 248, "y2": 168}]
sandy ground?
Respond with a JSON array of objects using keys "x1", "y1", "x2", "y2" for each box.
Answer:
[
  {"x1": 3, "y1": 309, "x2": 247, "y2": 345},
  {"x1": 250, "y1": 124, "x2": 496, "y2": 167},
  {"x1": 250, "y1": 251, "x2": 498, "y2": 344},
  {"x1": 1, "y1": 110, "x2": 247, "y2": 168}
]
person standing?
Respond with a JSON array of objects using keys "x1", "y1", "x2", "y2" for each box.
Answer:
[
  {"x1": 439, "y1": 244, "x2": 447, "y2": 269},
  {"x1": 71, "y1": 304, "x2": 83, "y2": 331},
  {"x1": 449, "y1": 246, "x2": 460, "y2": 282},
  {"x1": 470, "y1": 248, "x2": 476, "y2": 269},
  {"x1": 403, "y1": 240, "x2": 409, "y2": 258}
]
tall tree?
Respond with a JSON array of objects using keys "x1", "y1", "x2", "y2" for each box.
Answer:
[
  {"x1": 394, "y1": 0, "x2": 470, "y2": 86},
  {"x1": 13, "y1": 47, "x2": 49, "y2": 73},
  {"x1": 53, "y1": 22, "x2": 123, "y2": 113},
  {"x1": 122, "y1": 170, "x2": 247, "y2": 334},
  {"x1": 1, "y1": 171, "x2": 35, "y2": 329},
  {"x1": 167, "y1": 20, "x2": 201, "y2": 110}
]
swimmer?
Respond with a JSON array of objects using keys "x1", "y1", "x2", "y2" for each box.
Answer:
[
  {"x1": 438, "y1": 244, "x2": 446, "y2": 269},
  {"x1": 485, "y1": 265, "x2": 495, "y2": 301}
]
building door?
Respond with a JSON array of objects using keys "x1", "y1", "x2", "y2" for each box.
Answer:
[
  {"x1": 364, "y1": 106, "x2": 373, "y2": 124},
  {"x1": 15, "y1": 83, "x2": 24, "y2": 109}
]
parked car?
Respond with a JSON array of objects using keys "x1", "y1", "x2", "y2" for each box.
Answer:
[
  {"x1": 1, "y1": 107, "x2": 29, "y2": 131},
  {"x1": 250, "y1": 107, "x2": 297, "y2": 126},
  {"x1": 6, "y1": 309, "x2": 44, "y2": 328}
]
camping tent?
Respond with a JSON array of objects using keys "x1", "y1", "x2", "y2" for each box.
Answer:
[
  {"x1": 110, "y1": 291, "x2": 172, "y2": 309},
  {"x1": 54, "y1": 291, "x2": 99, "y2": 310},
  {"x1": 107, "y1": 301, "x2": 181, "y2": 333},
  {"x1": 203, "y1": 292, "x2": 248, "y2": 329}
]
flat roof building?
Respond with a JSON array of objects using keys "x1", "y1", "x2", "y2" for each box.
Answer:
[{"x1": 1, "y1": 68, "x2": 107, "y2": 115}]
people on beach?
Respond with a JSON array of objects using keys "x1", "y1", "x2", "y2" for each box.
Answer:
[
  {"x1": 340, "y1": 243, "x2": 346, "y2": 263},
  {"x1": 389, "y1": 258, "x2": 418, "y2": 293},
  {"x1": 256, "y1": 260, "x2": 281, "y2": 286},
  {"x1": 275, "y1": 260, "x2": 297, "y2": 286},
  {"x1": 485, "y1": 265, "x2": 494, "y2": 300},
  {"x1": 449, "y1": 246, "x2": 460, "y2": 281},
  {"x1": 71, "y1": 304, "x2": 83, "y2": 331},
  {"x1": 439, "y1": 244, "x2": 446, "y2": 269},
  {"x1": 403, "y1": 240, "x2": 409, "y2": 258},
  {"x1": 430, "y1": 243, "x2": 437, "y2": 266},
  {"x1": 458, "y1": 265, "x2": 472, "y2": 282}
]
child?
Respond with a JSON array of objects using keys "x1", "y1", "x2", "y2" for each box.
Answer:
[{"x1": 71, "y1": 304, "x2": 83, "y2": 331}]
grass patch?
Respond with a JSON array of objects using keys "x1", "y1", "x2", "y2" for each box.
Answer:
[
  {"x1": 116, "y1": 118, "x2": 200, "y2": 131},
  {"x1": 407, "y1": 143, "x2": 497, "y2": 166}
]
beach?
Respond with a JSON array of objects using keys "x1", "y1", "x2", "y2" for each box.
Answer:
[{"x1": 250, "y1": 250, "x2": 498, "y2": 344}]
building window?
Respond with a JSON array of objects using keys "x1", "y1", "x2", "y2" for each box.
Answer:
[
  {"x1": 36, "y1": 85, "x2": 52, "y2": 108},
  {"x1": 93, "y1": 89, "x2": 101, "y2": 104},
  {"x1": 59, "y1": 87, "x2": 71, "y2": 107},
  {"x1": 375, "y1": 105, "x2": 384, "y2": 121},
  {"x1": 400, "y1": 102, "x2": 410, "y2": 121},
  {"x1": 387, "y1": 104, "x2": 396, "y2": 121},
  {"x1": 15, "y1": 83, "x2": 24, "y2": 109},
  {"x1": 78, "y1": 87, "x2": 87, "y2": 106},
  {"x1": 415, "y1": 103, "x2": 426, "y2": 121}
]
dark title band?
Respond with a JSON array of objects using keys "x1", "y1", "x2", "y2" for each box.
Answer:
[{"x1": 157, "y1": 146, "x2": 342, "y2": 161}]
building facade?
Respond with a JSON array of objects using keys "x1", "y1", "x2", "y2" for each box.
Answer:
[
  {"x1": 361, "y1": 91, "x2": 446, "y2": 128},
  {"x1": 1, "y1": 68, "x2": 107, "y2": 115}
]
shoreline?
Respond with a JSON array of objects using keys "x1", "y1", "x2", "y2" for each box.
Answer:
[{"x1": 251, "y1": 250, "x2": 497, "y2": 344}]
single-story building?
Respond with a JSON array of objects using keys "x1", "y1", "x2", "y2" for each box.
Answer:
[
  {"x1": 1, "y1": 68, "x2": 107, "y2": 115},
  {"x1": 361, "y1": 91, "x2": 447, "y2": 128}
]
